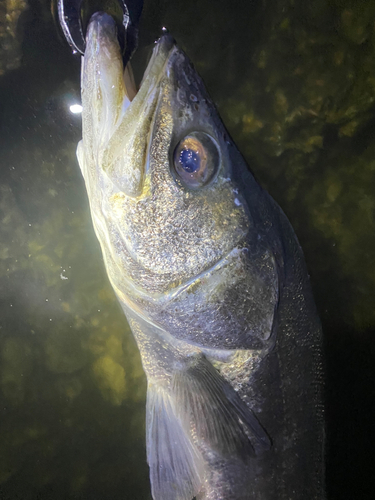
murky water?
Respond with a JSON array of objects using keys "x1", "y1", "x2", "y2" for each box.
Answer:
[{"x1": 0, "y1": 0, "x2": 374, "y2": 498}]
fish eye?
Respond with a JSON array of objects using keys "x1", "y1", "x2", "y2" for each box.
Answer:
[{"x1": 172, "y1": 132, "x2": 220, "y2": 188}]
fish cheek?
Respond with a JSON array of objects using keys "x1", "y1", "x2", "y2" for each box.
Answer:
[{"x1": 134, "y1": 86, "x2": 242, "y2": 277}]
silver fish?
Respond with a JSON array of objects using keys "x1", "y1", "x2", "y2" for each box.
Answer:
[{"x1": 77, "y1": 12, "x2": 325, "y2": 500}]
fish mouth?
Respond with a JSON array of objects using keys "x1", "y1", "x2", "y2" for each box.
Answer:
[
  {"x1": 81, "y1": 13, "x2": 177, "y2": 197},
  {"x1": 89, "y1": 12, "x2": 175, "y2": 100}
]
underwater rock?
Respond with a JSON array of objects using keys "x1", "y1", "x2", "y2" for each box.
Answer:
[
  {"x1": 0, "y1": 0, "x2": 28, "y2": 75},
  {"x1": 91, "y1": 355, "x2": 127, "y2": 406}
]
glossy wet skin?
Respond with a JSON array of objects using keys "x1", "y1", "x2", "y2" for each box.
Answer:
[
  {"x1": 77, "y1": 14, "x2": 278, "y2": 351},
  {"x1": 78, "y1": 12, "x2": 324, "y2": 500}
]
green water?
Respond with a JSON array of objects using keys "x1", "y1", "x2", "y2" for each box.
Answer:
[{"x1": 0, "y1": 0, "x2": 374, "y2": 498}]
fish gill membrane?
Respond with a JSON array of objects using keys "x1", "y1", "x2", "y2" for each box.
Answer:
[{"x1": 77, "y1": 12, "x2": 325, "y2": 500}]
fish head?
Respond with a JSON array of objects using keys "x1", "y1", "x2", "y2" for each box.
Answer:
[{"x1": 78, "y1": 13, "x2": 280, "y2": 351}]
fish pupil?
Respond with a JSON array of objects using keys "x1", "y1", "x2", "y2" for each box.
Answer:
[{"x1": 179, "y1": 148, "x2": 200, "y2": 173}]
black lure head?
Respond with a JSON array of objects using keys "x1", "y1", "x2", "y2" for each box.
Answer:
[{"x1": 57, "y1": 0, "x2": 143, "y2": 65}]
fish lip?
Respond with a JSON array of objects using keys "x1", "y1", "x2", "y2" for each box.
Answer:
[
  {"x1": 125, "y1": 33, "x2": 176, "y2": 103},
  {"x1": 137, "y1": 33, "x2": 176, "y2": 85}
]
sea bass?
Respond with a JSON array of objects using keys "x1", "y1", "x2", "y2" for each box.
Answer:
[{"x1": 77, "y1": 12, "x2": 325, "y2": 500}]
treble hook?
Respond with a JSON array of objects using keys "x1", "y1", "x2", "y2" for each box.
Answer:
[{"x1": 57, "y1": 0, "x2": 143, "y2": 64}]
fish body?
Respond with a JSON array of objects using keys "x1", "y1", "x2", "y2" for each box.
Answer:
[{"x1": 77, "y1": 13, "x2": 325, "y2": 500}]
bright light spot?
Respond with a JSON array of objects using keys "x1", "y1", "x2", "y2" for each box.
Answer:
[{"x1": 70, "y1": 104, "x2": 82, "y2": 114}]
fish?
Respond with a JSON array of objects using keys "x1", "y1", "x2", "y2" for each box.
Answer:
[{"x1": 76, "y1": 12, "x2": 325, "y2": 500}]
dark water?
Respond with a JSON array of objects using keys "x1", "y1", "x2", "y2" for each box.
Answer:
[{"x1": 0, "y1": 0, "x2": 374, "y2": 498}]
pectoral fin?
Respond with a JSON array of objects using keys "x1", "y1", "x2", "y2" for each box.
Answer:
[
  {"x1": 146, "y1": 355, "x2": 270, "y2": 500},
  {"x1": 146, "y1": 383, "x2": 204, "y2": 500},
  {"x1": 173, "y1": 355, "x2": 271, "y2": 458}
]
